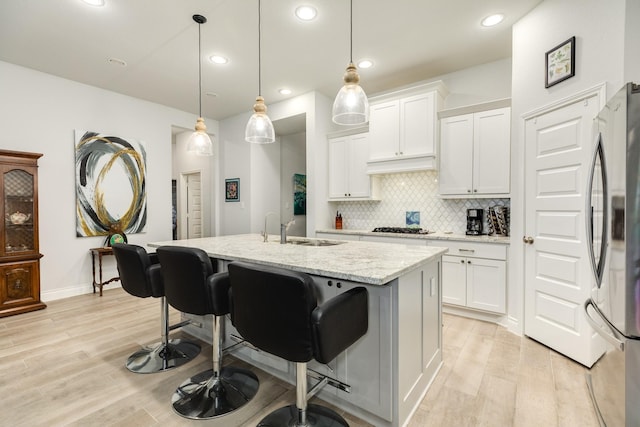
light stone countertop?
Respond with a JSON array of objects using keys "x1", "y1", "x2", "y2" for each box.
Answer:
[
  {"x1": 316, "y1": 229, "x2": 511, "y2": 244},
  {"x1": 148, "y1": 234, "x2": 447, "y2": 286}
]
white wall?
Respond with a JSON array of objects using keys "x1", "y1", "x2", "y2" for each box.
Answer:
[
  {"x1": 280, "y1": 132, "x2": 307, "y2": 237},
  {"x1": 172, "y1": 129, "x2": 219, "y2": 239},
  {"x1": 509, "y1": 0, "x2": 631, "y2": 333},
  {"x1": 0, "y1": 60, "x2": 217, "y2": 300},
  {"x1": 219, "y1": 91, "x2": 334, "y2": 237}
]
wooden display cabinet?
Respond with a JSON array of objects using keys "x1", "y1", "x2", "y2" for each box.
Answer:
[{"x1": 0, "y1": 150, "x2": 45, "y2": 317}]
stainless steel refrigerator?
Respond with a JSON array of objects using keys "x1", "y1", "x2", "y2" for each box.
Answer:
[{"x1": 584, "y1": 82, "x2": 640, "y2": 426}]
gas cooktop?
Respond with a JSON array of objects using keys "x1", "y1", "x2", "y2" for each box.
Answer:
[{"x1": 372, "y1": 227, "x2": 433, "y2": 234}]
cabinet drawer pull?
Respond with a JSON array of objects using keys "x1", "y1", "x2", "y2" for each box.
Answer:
[{"x1": 459, "y1": 249, "x2": 475, "y2": 253}]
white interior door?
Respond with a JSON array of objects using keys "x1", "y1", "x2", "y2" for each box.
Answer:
[
  {"x1": 524, "y1": 92, "x2": 605, "y2": 367},
  {"x1": 181, "y1": 172, "x2": 202, "y2": 239}
]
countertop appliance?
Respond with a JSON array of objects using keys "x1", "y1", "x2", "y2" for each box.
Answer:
[
  {"x1": 371, "y1": 227, "x2": 432, "y2": 234},
  {"x1": 583, "y1": 82, "x2": 640, "y2": 426},
  {"x1": 465, "y1": 208, "x2": 483, "y2": 235}
]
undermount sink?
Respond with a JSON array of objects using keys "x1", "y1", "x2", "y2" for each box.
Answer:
[{"x1": 286, "y1": 239, "x2": 345, "y2": 247}]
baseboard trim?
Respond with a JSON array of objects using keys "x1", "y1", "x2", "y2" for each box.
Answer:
[{"x1": 42, "y1": 283, "x2": 122, "y2": 302}]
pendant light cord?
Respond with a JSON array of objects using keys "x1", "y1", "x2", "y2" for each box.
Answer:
[
  {"x1": 258, "y1": 0, "x2": 263, "y2": 96},
  {"x1": 349, "y1": 0, "x2": 353, "y2": 63},
  {"x1": 198, "y1": 21, "x2": 203, "y2": 117}
]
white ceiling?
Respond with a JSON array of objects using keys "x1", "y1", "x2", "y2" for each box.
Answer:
[{"x1": 0, "y1": 0, "x2": 542, "y2": 122}]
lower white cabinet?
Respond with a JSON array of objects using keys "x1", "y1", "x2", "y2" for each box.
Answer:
[
  {"x1": 436, "y1": 241, "x2": 507, "y2": 314},
  {"x1": 442, "y1": 254, "x2": 506, "y2": 313}
]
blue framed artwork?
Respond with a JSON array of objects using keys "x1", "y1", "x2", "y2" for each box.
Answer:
[{"x1": 406, "y1": 211, "x2": 420, "y2": 228}]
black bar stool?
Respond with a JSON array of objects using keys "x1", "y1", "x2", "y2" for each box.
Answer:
[
  {"x1": 111, "y1": 243, "x2": 200, "y2": 374},
  {"x1": 156, "y1": 246, "x2": 259, "y2": 420},
  {"x1": 227, "y1": 261, "x2": 369, "y2": 427}
]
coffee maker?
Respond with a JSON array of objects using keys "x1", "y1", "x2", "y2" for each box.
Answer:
[{"x1": 466, "y1": 208, "x2": 484, "y2": 235}]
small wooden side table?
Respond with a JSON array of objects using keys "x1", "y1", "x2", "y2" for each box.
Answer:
[{"x1": 90, "y1": 247, "x2": 120, "y2": 296}]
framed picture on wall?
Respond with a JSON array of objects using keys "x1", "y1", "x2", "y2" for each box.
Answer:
[
  {"x1": 225, "y1": 178, "x2": 240, "y2": 202},
  {"x1": 545, "y1": 36, "x2": 575, "y2": 88}
]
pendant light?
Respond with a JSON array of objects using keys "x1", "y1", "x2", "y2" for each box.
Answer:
[
  {"x1": 186, "y1": 14, "x2": 213, "y2": 156},
  {"x1": 332, "y1": 0, "x2": 369, "y2": 126},
  {"x1": 245, "y1": 0, "x2": 275, "y2": 144}
]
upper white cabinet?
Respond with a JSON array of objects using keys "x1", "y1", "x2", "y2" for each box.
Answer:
[
  {"x1": 367, "y1": 81, "x2": 448, "y2": 175},
  {"x1": 328, "y1": 132, "x2": 378, "y2": 200},
  {"x1": 439, "y1": 102, "x2": 511, "y2": 197}
]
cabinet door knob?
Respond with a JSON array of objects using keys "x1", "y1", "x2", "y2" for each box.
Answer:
[
  {"x1": 467, "y1": 260, "x2": 471, "y2": 264},
  {"x1": 523, "y1": 236, "x2": 534, "y2": 244},
  {"x1": 336, "y1": 282, "x2": 342, "y2": 289},
  {"x1": 473, "y1": 189, "x2": 478, "y2": 193},
  {"x1": 460, "y1": 259, "x2": 465, "y2": 264},
  {"x1": 467, "y1": 189, "x2": 471, "y2": 193}
]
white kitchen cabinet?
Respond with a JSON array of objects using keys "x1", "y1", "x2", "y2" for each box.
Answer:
[
  {"x1": 328, "y1": 133, "x2": 378, "y2": 200},
  {"x1": 366, "y1": 81, "x2": 447, "y2": 174},
  {"x1": 437, "y1": 242, "x2": 507, "y2": 314},
  {"x1": 439, "y1": 105, "x2": 511, "y2": 197},
  {"x1": 311, "y1": 276, "x2": 393, "y2": 420}
]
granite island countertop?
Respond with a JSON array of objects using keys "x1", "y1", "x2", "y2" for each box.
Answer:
[
  {"x1": 148, "y1": 233, "x2": 447, "y2": 286},
  {"x1": 316, "y1": 229, "x2": 511, "y2": 244}
]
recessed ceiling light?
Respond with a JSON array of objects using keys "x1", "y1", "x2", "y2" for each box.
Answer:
[
  {"x1": 209, "y1": 55, "x2": 229, "y2": 64},
  {"x1": 82, "y1": 0, "x2": 105, "y2": 6},
  {"x1": 481, "y1": 14, "x2": 504, "y2": 27},
  {"x1": 357, "y1": 59, "x2": 373, "y2": 69},
  {"x1": 107, "y1": 57, "x2": 127, "y2": 67},
  {"x1": 279, "y1": 88, "x2": 292, "y2": 95},
  {"x1": 295, "y1": 5, "x2": 317, "y2": 21}
]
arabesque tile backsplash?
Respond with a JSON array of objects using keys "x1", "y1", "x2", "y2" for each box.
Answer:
[{"x1": 333, "y1": 170, "x2": 510, "y2": 234}]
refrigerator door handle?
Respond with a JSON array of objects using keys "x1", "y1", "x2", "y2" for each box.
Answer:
[
  {"x1": 585, "y1": 132, "x2": 609, "y2": 288},
  {"x1": 584, "y1": 298, "x2": 624, "y2": 351}
]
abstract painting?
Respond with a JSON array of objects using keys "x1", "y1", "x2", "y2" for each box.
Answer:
[{"x1": 75, "y1": 130, "x2": 147, "y2": 238}]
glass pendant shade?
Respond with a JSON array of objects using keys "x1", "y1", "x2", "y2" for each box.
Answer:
[
  {"x1": 186, "y1": 14, "x2": 213, "y2": 156},
  {"x1": 245, "y1": 96, "x2": 275, "y2": 144},
  {"x1": 187, "y1": 117, "x2": 213, "y2": 156},
  {"x1": 332, "y1": 62, "x2": 369, "y2": 125}
]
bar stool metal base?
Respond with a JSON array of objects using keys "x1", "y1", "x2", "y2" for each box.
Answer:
[
  {"x1": 171, "y1": 366, "x2": 259, "y2": 419},
  {"x1": 257, "y1": 403, "x2": 349, "y2": 427},
  {"x1": 125, "y1": 339, "x2": 201, "y2": 374}
]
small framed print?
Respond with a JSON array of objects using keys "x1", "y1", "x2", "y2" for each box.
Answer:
[
  {"x1": 225, "y1": 178, "x2": 240, "y2": 202},
  {"x1": 545, "y1": 36, "x2": 575, "y2": 88}
]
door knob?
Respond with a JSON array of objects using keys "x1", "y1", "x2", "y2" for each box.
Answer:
[{"x1": 523, "y1": 236, "x2": 534, "y2": 244}]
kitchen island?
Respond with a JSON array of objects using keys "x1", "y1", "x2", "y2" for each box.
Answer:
[{"x1": 148, "y1": 234, "x2": 447, "y2": 427}]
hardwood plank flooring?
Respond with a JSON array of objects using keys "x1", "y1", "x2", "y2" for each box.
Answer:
[{"x1": 0, "y1": 288, "x2": 599, "y2": 426}]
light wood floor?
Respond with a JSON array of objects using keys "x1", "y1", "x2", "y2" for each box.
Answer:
[{"x1": 0, "y1": 288, "x2": 599, "y2": 426}]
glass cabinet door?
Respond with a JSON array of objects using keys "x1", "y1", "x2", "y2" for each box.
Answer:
[{"x1": 4, "y1": 168, "x2": 35, "y2": 254}]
